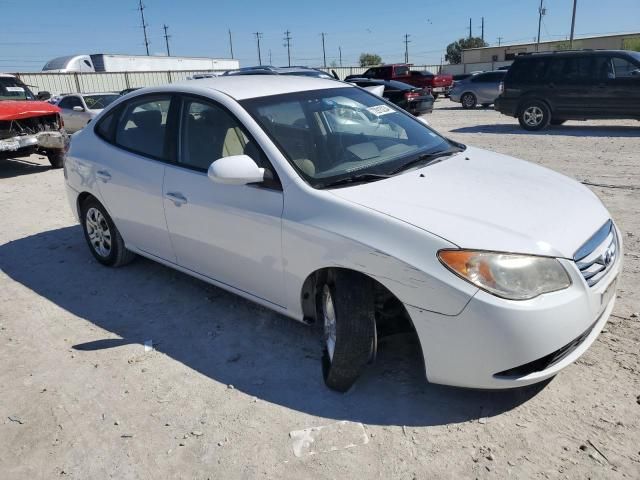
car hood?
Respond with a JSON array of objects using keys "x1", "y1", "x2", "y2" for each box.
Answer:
[
  {"x1": 329, "y1": 146, "x2": 610, "y2": 258},
  {"x1": 0, "y1": 100, "x2": 60, "y2": 121}
]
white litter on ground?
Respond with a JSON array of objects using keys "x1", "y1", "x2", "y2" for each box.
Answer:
[
  {"x1": 143, "y1": 340, "x2": 153, "y2": 352},
  {"x1": 289, "y1": 421, "x2": 369, "y2": 457}
]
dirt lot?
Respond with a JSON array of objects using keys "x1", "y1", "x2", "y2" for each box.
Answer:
[{"x1": 1, "y1": 99, "x2": 639, "y2": 479}]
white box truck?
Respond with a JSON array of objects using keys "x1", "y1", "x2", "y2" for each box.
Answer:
[{"x1": 43, "y1": 54, "x2": 239, "y2": 73}]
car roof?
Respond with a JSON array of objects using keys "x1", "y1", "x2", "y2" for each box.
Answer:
[
  {"x1": 348, "y1": 78, "x2": 416, "y2": 90},
  {"x1": 520, "y1": 49, "x2": 632, "y2": 58},
  {"x1": 172, "y1": 75, "x2": 350, "y2": 100}
]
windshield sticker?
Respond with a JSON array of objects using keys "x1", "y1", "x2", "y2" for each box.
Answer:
[
  {"x1": 5, "y1": 86, "x2": 25, "y2": 92},
  {"x1": 366, "y1": 105, "x2": 395, "y2": 116}
]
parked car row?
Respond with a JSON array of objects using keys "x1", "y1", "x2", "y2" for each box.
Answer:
[{"x1": 345, "y1": 64, "x2": 453, "y2": 98}]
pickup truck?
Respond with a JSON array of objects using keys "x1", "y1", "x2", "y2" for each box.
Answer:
[
  {"x1": 0, "y1": 74, "x2": 68, "y2": 168},
  {"x1": 345, "y1": 64, "x2": 453, "y2": 98}
]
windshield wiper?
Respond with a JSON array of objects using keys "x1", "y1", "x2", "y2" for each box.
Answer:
[
  {"x1": 320, "y1": 172, "x2": 391, "y2": 189},
  {"x1": 389, "y1": 149, "x2": 460, "y2": 175}
]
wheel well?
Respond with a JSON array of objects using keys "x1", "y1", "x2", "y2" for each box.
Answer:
[
  {"x1": 76, "y1": 192, "x2": 97, "y2": 219},
  {"x1": 300, "y1": 267, "x2": 415, "y2": 338}
]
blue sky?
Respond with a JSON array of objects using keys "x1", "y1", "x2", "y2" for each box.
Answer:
[{"x1": 1, "y1": 0, "x2": 639, "y2": 71}]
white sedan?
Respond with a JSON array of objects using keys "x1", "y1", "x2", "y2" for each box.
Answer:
[
  {"x1": 57, "y1": 93, "x2": 120, "y2": 133},
  {"x1": 64, "y1": 76, "x2": 621, "y2": 392}
]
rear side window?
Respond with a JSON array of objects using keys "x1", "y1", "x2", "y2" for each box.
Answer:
[
  {"x1": 95, "y1": 109, "x2": 118, "y2": 142},
  {"x1": 114, "y1": 96, "x2": 172, "y2": 160},
  {"x1": 548, "y1": 56, "x2": 594, "y2": 84},
  {"x1": 507, "y1": 58, "x2": 549, "y2": 84},
  {"x1": 394, "y1": 66, "x2": 410, "y2": 76}
]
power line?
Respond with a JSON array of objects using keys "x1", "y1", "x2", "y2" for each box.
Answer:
[
  {"x1": 320, "y1": 32, "x2": 327, "y2": 68},
  {"x1": 137, "y1": 0, "x2": 150, "y2": 56},
  {"x1": 284, "y1": 30, "x2": 292, "y2": 67},
  {"x1": 403, "y1": 33, "x2": 411, "y2": 63},
  {"x1": 254, "y1": 32, "x2": 263, "y2": 65},
  {"x1": 228, "y1": 29, "x2": 234, "y2": 59},
  {"x1": 162, "y1": 24, "x2": 171, "y2": 56}
]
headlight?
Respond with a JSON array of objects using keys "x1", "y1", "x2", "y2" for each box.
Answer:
[{"x1": 438, "y1": 250, "x2": 571, "y2": 300}]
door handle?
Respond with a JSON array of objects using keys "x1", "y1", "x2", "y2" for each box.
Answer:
[
  {"x1": 165, "y1": 192, "x2": 188, "y2": 206},
  {"x1": 96, "y1": 170, "x2": 111, "y2": 182}
]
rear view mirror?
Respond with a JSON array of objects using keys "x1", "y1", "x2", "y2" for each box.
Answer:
[
  {"x1": 72, "y1": 106, "x2": 84, "y2": 112},
  {"x1": 37, "y1": 91, "x2": 51, "y2": 101},
  {"x1": 208, "y1": 155, "x2": 264, "y2": 185}
]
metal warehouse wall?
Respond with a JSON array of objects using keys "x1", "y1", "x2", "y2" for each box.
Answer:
[
  {"x1": 14, "y1": 70, "x2": 228, "y2": 96},
  {"x1": 15, "y1": 65, "x2": 446, "y2": 95}
]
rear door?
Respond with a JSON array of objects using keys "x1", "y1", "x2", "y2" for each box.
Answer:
[
  {"x1": 546, "y1": 55, "x2": 596, "y2": 116},
  {"x1": 94, "y1": 94, "x2": 176, "y2": 261},
  {"x1": 470, "y1": 72, "x2": 505, "y2": 103}
]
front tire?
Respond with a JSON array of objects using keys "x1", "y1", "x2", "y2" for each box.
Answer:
[
  {"x1": 81, "y1": 198, "x2": 136, "y2": 267},
  {"x1": 461, "y1": 92, "x2": 477, "y2": 109},
  {"x1": 518, "y1": 100, "x2": 551, "y2": 130},
  {"x1": 47, "y1": 151, "x2": 65, "y2": 168},
  {"x1": 319, "y1": 271, "x2": 376, "y2": 392}
]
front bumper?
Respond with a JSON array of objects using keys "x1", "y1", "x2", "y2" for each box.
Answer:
[
  {"x1": 0, "y1": 131, "x2": 68, "y2": 159},
  {"x1": 406, "y1": 247, "x2": 621, "y2": 389}
]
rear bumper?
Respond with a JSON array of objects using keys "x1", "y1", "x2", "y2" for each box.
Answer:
[
  {"x1": 406, "y1": 251, "x2": 621, "y2": 389},
  {"x1": 494, "y1": 97, "x2": 518, "y2": 116}
]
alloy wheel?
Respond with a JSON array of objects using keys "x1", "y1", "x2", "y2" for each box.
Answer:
[
  {"x1": 523, "y1": 106, "x2": 544, "y2": 127},
  {"x1": 85, "y1": 207, "x2": 112, "y2": 258},
  {"x1": 322, "y1": 285, "x2": 337, "y2": 362}
]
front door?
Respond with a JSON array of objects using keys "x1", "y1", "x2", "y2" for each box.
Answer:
[
  {"x1": 94, "y1": 94, "x2": 175, "y2": 261},
  {"x1": 163, "y1": 96, "x2": 285, "y2": 306},
  {"x1": 606, "y1": 54, "x2": 640, "y2": 116}
]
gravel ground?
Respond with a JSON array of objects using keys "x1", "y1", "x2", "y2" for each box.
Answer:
[{"x1": 1, "y1": 99, "x2": 639, "y2": 479}]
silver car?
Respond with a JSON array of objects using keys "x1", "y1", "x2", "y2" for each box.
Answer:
[
  {"x1": 449, "y1": 71, "x2": 507, "y2": 109},
  {"x1": 57, "y1": 93, "x2": 119, "y2": 132}
]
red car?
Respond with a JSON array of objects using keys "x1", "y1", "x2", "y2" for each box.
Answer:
[
  {"x1": 0, "y1": 74, "x2": 68, "y2": 168},
  {"x1": 345, "y1": 64, "x2": 453, "y2": 98}
]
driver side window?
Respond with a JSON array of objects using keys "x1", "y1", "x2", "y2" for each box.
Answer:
[{"x1": 178, "y1": 98, "x2": 270, "y2": 173}]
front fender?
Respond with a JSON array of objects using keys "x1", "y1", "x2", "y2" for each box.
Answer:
[{"x1": 281, "y1": 184, "x2": 478, "y2": 319}]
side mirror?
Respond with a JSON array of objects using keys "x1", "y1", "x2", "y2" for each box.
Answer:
[
  {"x1": 72, "y1": 106, "x2": 85, "y2": 112},
  {"x1": 207, "y1": 155, "x2": 264, "y2": 185},
  {"x1": 37, "y1": 91, "x2": 51, "y2": 101}
]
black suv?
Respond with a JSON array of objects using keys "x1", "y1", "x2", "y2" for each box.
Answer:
[{"x1": 495, "y1": 50, "x2": 640, "y2": 130}]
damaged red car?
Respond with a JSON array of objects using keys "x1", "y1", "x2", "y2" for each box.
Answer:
[{"x1": 0, "y1": 74, "x2": 68, "y2": 168}]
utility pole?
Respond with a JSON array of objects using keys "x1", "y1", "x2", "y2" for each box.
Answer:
[
  {"x1": 468, "y1": 18, "x2": 472, "y2": 39},
  {"x1": 497, "y1": 36, "x2": 503, "y2": 46},
  {"x1": 284, "y1": 30, "x2": 292, "y2": 67},
  {"x1": 339, "y1": 46, "x2": 342, "y2": 67},
  {"x1": 403, "y1": 33, "x2": 411, "y2": 63},
  {"x1": 569, "y1": 0, "x2": 577, "y2": 48},
  {"x1": 162, "y1": 24, "x2": 171, "y2": 56},
  {"x1": 320, "y1": 32, "x2": 327, "y2": 68},
  {"x1": 228, "y1": 29, "x2": 234, "y2": 59},
  {"x1": 481, "y1": 17, "x2": 485, "y2": 42},
  {"x1": 536, "y1": 0, "x2": 545, "y2": 52},
  {"x1": 254, "y1": 32, "x2": 263, "y2": 65},
  {"x1": 138, "y1": 0, "x2": 150, "y2": 55}
]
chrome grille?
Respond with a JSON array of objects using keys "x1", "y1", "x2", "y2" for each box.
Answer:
[{"x1": 574, "y1": 220, "x2": 617, "y2": 287}]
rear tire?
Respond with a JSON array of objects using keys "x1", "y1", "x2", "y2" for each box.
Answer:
[
  {"x1": 461, "y1": 93, "x2": 477, "y2": 109},
  {"x1": 518, "y1": 100, "x2": 551, "y2": 131},
  {"x1": 47, "y1": 151, "x2": 65, "y2": 168},
  {"x1": 319, "y1": 271, "x2": 376, "y2": 392},
  {"x1": 80, "y1": 197, "x2": 136, "y2": 267}
]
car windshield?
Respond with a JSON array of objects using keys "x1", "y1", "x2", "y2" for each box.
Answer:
[
  {"x1": 0, "y1": 77, "x2": 36, "y2": 100},
  {"x1": 241, "y1": 87, "x2": 458, "y2": 188},
  {"x1": 83, "y1": 94, "x2": 119, "y2": 110}
]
